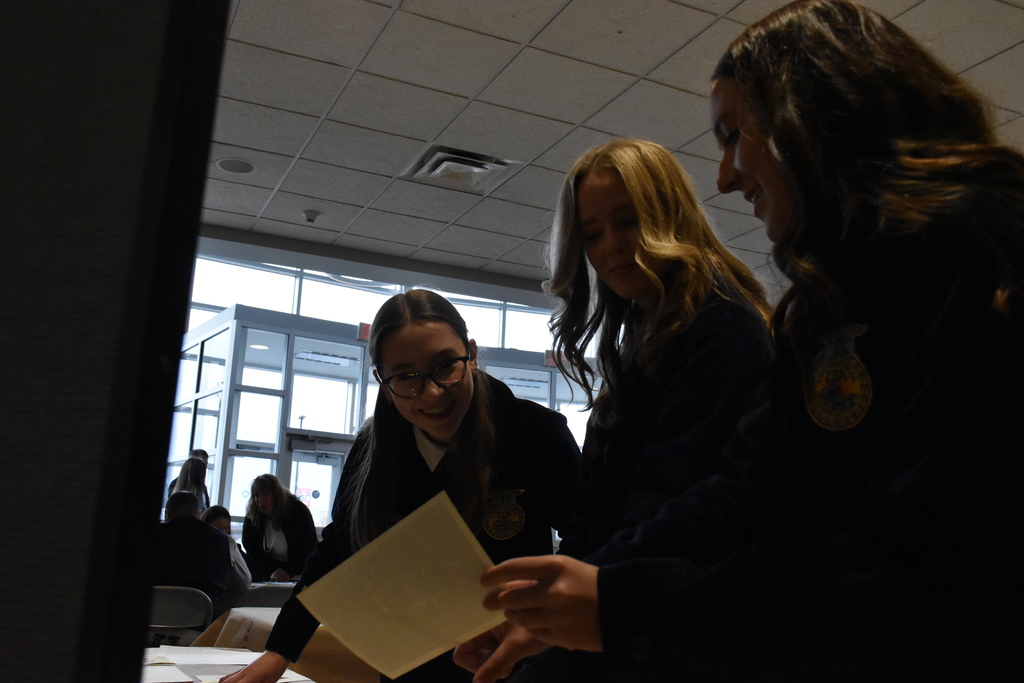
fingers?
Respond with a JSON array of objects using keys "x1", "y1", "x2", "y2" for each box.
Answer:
[
  {"x1": 471, "y1": 627, "x2": 546, "y2": 683},
  {"x1": 481, "y1": 556, "x2": 560, "y2": 587}
]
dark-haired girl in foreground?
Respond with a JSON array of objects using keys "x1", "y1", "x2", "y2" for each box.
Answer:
[
  {"x1": 457, "y1": 1, "x2": 1024, "y2": 680},
  {"x1": 222, "y1": 289, "x2": 580, "y2": 683}
]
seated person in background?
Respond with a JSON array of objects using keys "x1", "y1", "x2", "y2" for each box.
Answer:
[
  {"x1": 202, "y1": 505, "x2": 252, "y2": 611},
  {"x1": 157, "y1": 491, "x2": 231, "y2": 615},
  {"x1": 241, "y1": 474, "x2": 318, "y2": 583},
  {"x1": 167, "y1": 448, "x2": 211, "y2": 509}
]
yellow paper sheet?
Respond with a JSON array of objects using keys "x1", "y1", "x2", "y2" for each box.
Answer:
[{"x1": 299, "y1": 492, "x2": 506, "y2": 679}]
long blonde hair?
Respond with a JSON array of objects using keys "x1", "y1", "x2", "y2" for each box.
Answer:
[{"x1": 546, "y1": 138, "x2": 770, "y2": 424}]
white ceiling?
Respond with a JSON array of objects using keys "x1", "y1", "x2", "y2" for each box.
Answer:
[{"x1": 202, "y1": 0, "x2": 1024, "y2": 303}]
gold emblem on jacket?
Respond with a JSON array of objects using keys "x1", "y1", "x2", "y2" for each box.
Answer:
[
  {"x1": 807, "y1": 324, "x2": 873, "y2": 431},
  {"x1": 483, "y1": 488, "x2": 525, "y2": 540}
]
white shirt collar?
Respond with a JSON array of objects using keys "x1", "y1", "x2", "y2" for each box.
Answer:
[{"x1": 413, "y1": 427, "x2": 449, "y2": 472}]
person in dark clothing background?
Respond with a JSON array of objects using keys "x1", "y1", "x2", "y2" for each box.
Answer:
[
  {"x1": 241, "y1": 473, "x2": 318, "y2": 583},
  {"x1": 156, "y1": 490, "x2": 231, "y2": 616}
]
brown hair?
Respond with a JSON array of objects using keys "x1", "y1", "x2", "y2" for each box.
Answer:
[{"x1": 713, "y1": 0, "x2": 1024, "y2": 367}]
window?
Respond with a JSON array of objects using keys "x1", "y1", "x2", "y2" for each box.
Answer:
[{"x1": 192, "y1": 258, "x2": 296, "y2": 312}]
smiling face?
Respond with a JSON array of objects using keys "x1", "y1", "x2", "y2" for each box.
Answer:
[
  {"x1": 710, "y1": 78, "x2": 797, "y2": 243},
  {"x1": 376, "y1": 320, "x2": 477, "y2": 445},
  {"x1": 576, "y1": 168, "x2": 665, "y2": 310}
]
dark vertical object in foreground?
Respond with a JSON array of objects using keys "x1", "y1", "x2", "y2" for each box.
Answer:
[{"x1": 0, "y1": 1, "x2": 227, "y2": 681}]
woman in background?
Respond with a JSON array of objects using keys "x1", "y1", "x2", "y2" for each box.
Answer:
[
  {"x1": 241, "y1": 474, "x2": 317, "y2": 583},
  {"x1": 460, "y1": 1, "x2": 1024, "y2": 680},
  {"x1": 222, "y1": 289, "x2": 580, "y2": 683},
  {"x1": 171, "y1": 455, "x2": 210, "y2": 515}
]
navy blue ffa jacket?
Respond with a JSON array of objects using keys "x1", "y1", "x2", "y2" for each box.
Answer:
[{"x1": 265, "y1": 373, "x2": 581, "y2": 681}]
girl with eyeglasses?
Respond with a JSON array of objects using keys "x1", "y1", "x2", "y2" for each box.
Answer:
[{"x1": 221, "y1": 289, "x2": 580, "y2": 683}]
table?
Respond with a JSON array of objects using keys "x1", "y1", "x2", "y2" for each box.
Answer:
[{"x1": 193, "y1": 607, "x2": 377, "y2": 683}]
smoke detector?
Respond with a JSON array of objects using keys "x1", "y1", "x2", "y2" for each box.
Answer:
[{"x1": 402, "y1": 145, "x2": 520, "y2": 194}]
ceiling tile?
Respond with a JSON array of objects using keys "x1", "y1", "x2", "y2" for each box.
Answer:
[
  {"x1": 707, "y1": 206, "x2": 762, "y2": 242},
  {"x1": 409, "y1": 248, "x2": 492, "y2": 269},
  {"x1": 303, "y1": 121, "x2": 426, "y2": 176},
  {"x1": 680, "y1": 128, "x2": 720, "y2": 161},
  {"x1": 252, "y1": 218, "x2": 345, "y2": 244},
  {"x1": 211, "y1": 98, "x2": 318, "y2": 156},
  {"x1": 279, "y1": 159, "x2": 390, "y2": 207},
  {"x1": 997, "y1": 115, "x2": 1024, "y2": 153},
  {"x1": 228, "y1": 0, "x2": 391, "y2": 66},
  {"x1": 725, "y1": 0, "x2": 797, "y2": 25},
  {"x1": 398, "y1": 0, "x2": 566, "y2": 42},
  {"x1": 532, "y1": 128, "x2": 617, "y2": 172},
  {"x1": 370, "y1": 179, "x2": 481, "y2": 222},
  {"x1": 331, "y1": 232, "x2": 418, "y2": 257},
  {"x1": 361, "y1": 11, "x2": 520, "y2": 96},
  {"x1": 533, "y1": 0, "x2": 713, "y2": 75},
  {"x1": 483, "y1": 260, "x2": 548, "y2": 280},
  {"x1": 436, "y1": 101, "x2": 574, "y2": 161},
  {"x1": 676, "y1": 0, "x2": 746, "y2": 14},
  {"x1": 479, "y1": 48, "x2": 635, "y2": 123},
  {"x1": 203, "y1": 179, "x2": 273, "y2": 216},
  {"x1": 261, "y1": 191, "x2": 361, "y2": 231},
  {"x1": 673, "y1": 152, "x2": 720, "y2": 202},
  {"x1": 731, "y1": 247, "x2": 773, "y2": 274},
  {"x1": 895, "y1": 0, "x2": 1024, "y2": 72},
  {"x1": 425, "y1": 225, "x2": 525, "y2": 258},
  {"x1": 201, "y1": 208, "x2": 256, "y2": 230},
  {"x1": 500, "y1": 239, "x2": 548, "y2": 267},
  {"x1": 962, "y1": 42, "x2": 1024, "y2": 114},
  {"x1": 586, "y1": 80, "x2": 709, "y2": 149},
  {"x1": 727, "y1": 226, "x2": 772, "y2": 253},
  {"x1": 327, "y1": 72, "x2": 468, "y2": 140},
  {"x1": 491, "y1": 165, "x2": 565, "y2": 209},
  {"x1": 207, "y1": 143, "x2": 293, "y2": 189},
  {"x1": 219, "y1": 41, "x2": 349, "y2": 116},
  {"x1": 706, "y1": 189, "x2": 751, "y2": 215},
  {"x1": 457, "y1": 198, "x2": 554, "y2": 238},
  {"x1": 345, "y1": 209, "x2": 446, "y2": 246},
  {"x1": 648, "y1": 18, "x2": 745, "y2": 94}
]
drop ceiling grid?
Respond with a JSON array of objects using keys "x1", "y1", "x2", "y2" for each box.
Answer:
[{"x1": 203, "y1": 0, "x2": 1024, "y2": 295}]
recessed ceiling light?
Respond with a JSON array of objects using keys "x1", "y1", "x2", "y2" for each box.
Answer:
[
  {"x1": 216, "y1": 158, "x2": 256, "y2": 174},
  {"x1": 249, "y1": 344, "x2": 269, "y2": 351}
]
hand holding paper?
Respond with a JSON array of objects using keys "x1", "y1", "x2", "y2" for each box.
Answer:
[{"x1": 298, "y1": 492, "x2": 507, "y2": 679}]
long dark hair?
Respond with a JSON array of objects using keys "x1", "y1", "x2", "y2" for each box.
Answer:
[
  {"x1": 172, "y1": 456, "x2": 208, "y2": 496},
  {"x1": 547, "y1": 138, "x2": 770, "y2": 425},
  {"x1": 346, "y1": 289, "x2": 495, "y2": 550},
  {"x1": 245, "y1": 473, "x2": 294, "y2": 530},
  {"x1": 713, "y1": 0, "x2": 1024, "y2": 369}
]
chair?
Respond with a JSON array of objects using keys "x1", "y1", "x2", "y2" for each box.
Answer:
[
  {"x1": 146, "y1": 585, "x2": 214, "y2": 647},
  {"x1": 232, "y1": 583, "x2": 294, "y2": 608}
]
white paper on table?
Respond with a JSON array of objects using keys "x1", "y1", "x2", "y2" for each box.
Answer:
[
  {"x1": 140, "y1": 664, "x2": 191, "y2": 683},
  {"x1": 196, "y1": 673, "x2": 310, "y2": 683},
  {"x1": 148, "y1": 645, "x2": 263, "y2": 665},
  {"x1": 299, "y1": 492, "x2": 506, "y2": 679}
]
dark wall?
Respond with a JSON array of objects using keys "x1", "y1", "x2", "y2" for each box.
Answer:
[{"x1": 0, "y1": 2, "x2": 226, "y2": 680}]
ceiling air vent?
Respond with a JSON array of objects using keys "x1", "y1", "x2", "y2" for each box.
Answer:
[{"x1": 402, "y1": 145, "x2": 520, "y2": 194}]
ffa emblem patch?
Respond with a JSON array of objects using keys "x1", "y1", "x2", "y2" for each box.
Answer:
[
  {"x1": 483, "y1": 488, "x2": 525, "y2": 540},
  {"x1": 806, "y1": 323, "x2": 873, "y2": 431}
]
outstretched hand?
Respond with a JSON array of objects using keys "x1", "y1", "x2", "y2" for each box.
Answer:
[
  {"x1": 481, "y1": 555, "x2": 602, "y2": 653},
  {"x1": 219, "y1": 650, "x2": 289, "y2": 683},
  {"x1": 454, "y1": 621, "x2": 548, "y2": 683}
]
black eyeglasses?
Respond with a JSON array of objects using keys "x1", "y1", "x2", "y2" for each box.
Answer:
[{"x1": 378, "y1": 356, "x2": 471, "y2": 398}]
